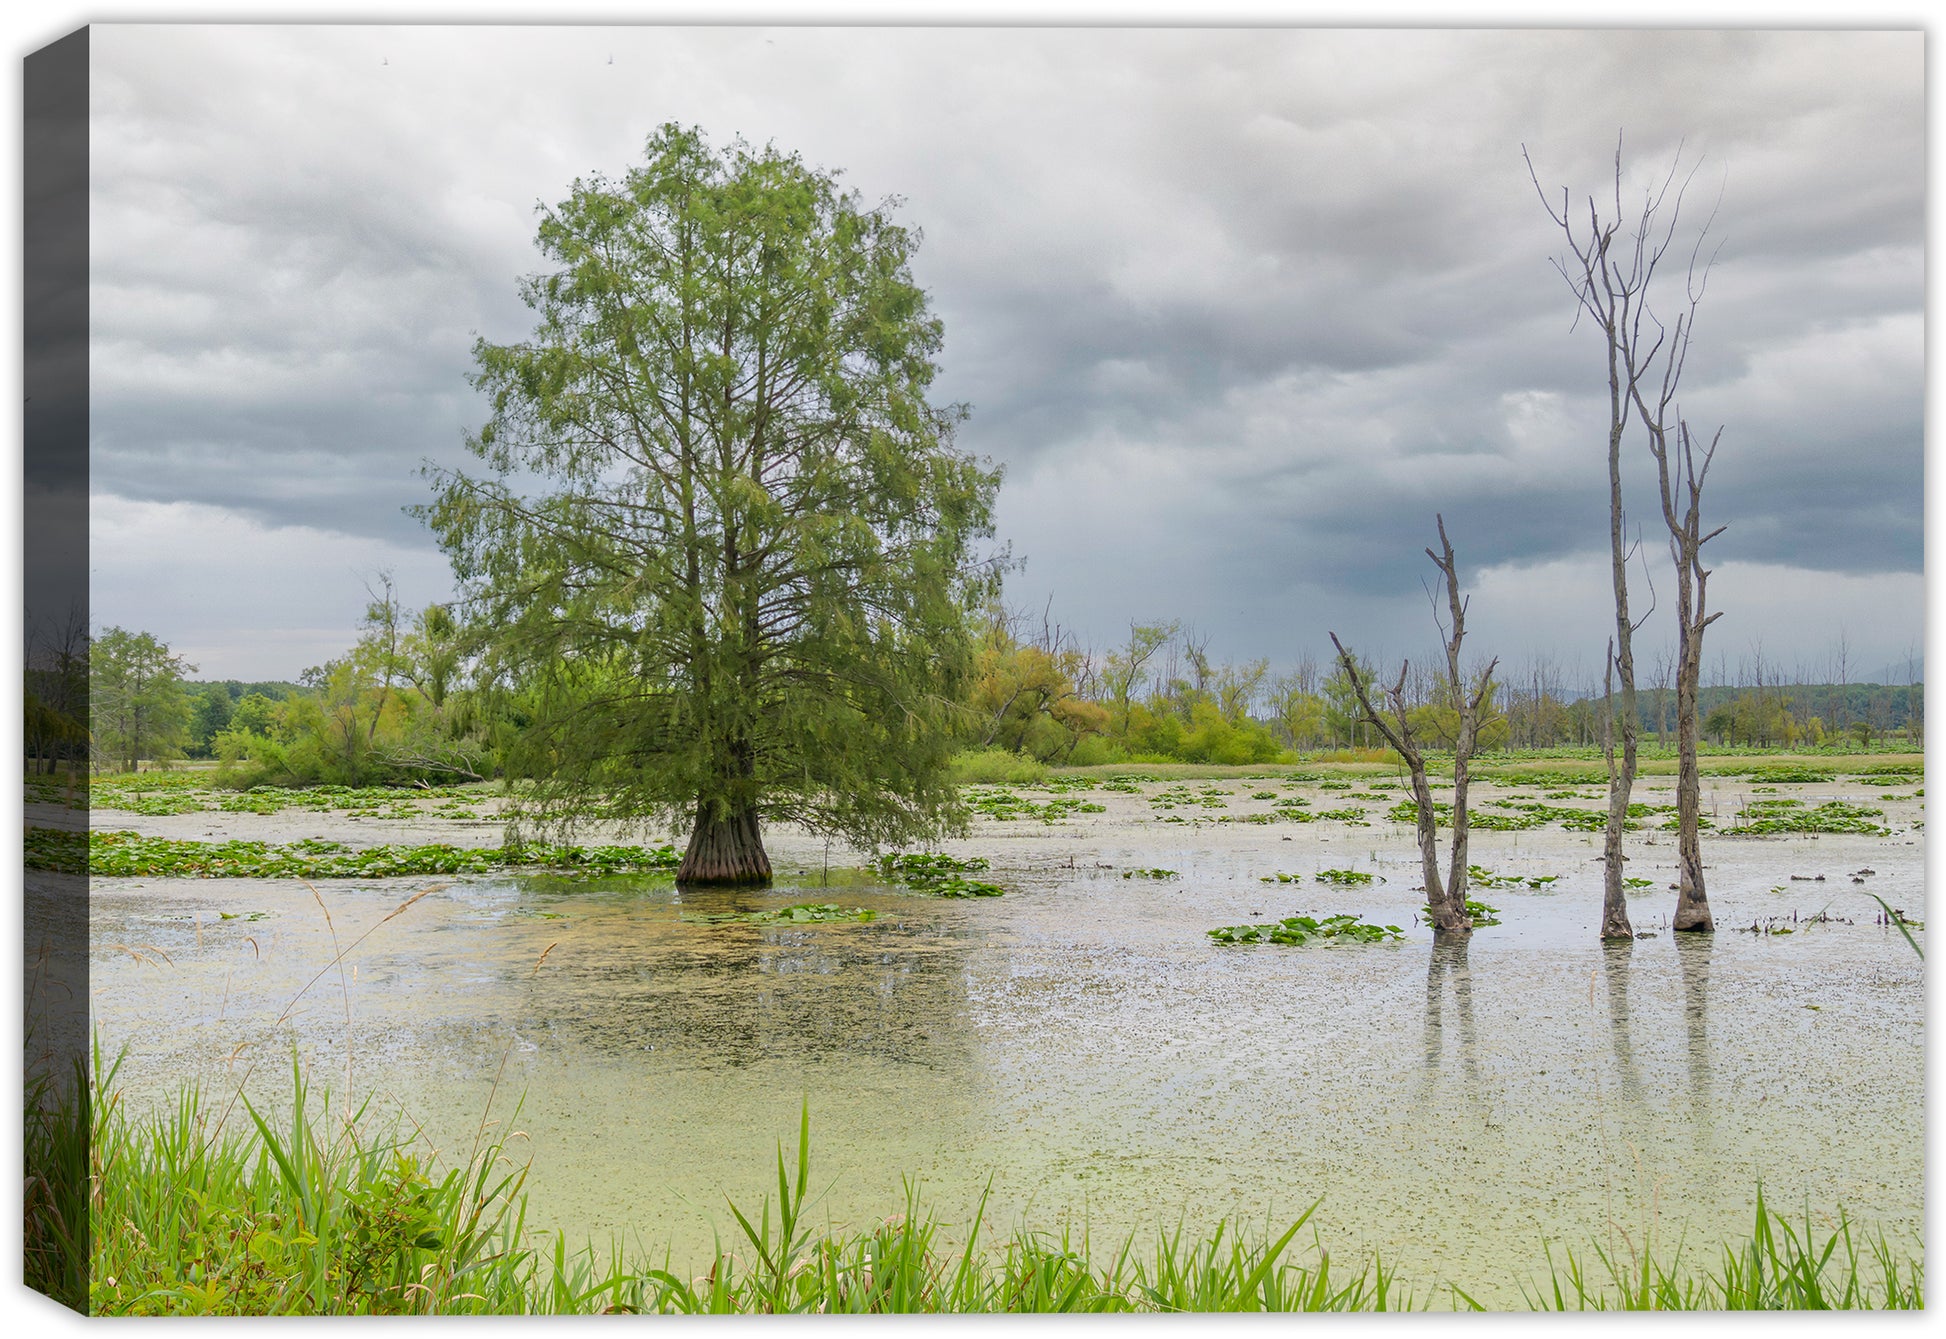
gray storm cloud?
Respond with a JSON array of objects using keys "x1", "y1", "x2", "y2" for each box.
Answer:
[{"x1": 83, "y1": 24, "x2": 1923, "y2": 680}]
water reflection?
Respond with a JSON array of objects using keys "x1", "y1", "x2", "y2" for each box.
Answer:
[
  {"x1": 1600, "y1": 939, "x2": 1644, "y2": 1107},
  {"x1": 1673, "y1": 931, "x2": 1715, "y2": 1155},
  {"x1": 433, "y1": 876, "x2": 980, "y2": 1074},
  {"x1": 1417, "y1": 937, "x2": 1485, "y2": 1121}
]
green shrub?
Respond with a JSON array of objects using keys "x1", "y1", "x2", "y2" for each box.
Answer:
[{"x1": 950, "y1": 749, "x2": 1051, "y2": 786}]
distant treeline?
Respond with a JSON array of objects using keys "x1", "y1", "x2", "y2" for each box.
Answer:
[
  {"x1": 1635, "y1": 681, "x2": 1921, "y2": 749},
  {"x1": 43, "y1": 608, "x2": 1925, "y2": 784}
]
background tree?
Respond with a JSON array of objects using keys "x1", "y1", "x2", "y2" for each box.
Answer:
[
  {"x1": 88, "y1": 627, "x2": 194, "y2": 772},
  {"x1": 426, "y1": 125, "x2": 999, "y2": 884},
  {"x1": 25, "y1": 606, "x2": 89, "y2": 779},
  {"x1": 1269, "y1": 659, "x2": 1327, "y2": 751},
  {"x1": 1100, "y1": 621, "x2": 1176, "y2": 745},
  {"x1": 1330, "y1": 517, "x2": 1497, "y2": 938},
  {"x1": 1322, "y1": 652, "x2": 1379, "y2": 749}
]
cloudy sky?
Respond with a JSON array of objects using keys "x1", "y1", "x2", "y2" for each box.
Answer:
[{"x1": 58, "y1": 11, "x2": 1928, "y2": 684}]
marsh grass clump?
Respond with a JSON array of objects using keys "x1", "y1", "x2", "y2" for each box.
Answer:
[
  {"x1": 1122, "y1": 868, "x2": 1179, "y2": 880},
  {"x1": 950, "y1": 749, "x2": 1051, "y2": 786},
  {"x1": 1525, "y1": 1187, "x2": 1923, "y2": 1311},
  {"x1": 87, "y1": 1050, "x2": 533, "y2": 1316}
]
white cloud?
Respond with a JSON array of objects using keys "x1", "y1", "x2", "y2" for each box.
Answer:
[{"x1": 87, "y1": 494, "x2": 455, "y2": 680}]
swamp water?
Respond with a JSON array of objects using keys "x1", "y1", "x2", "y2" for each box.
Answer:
[{"x1": 85, "y1": 837, "x2": 1923, "y2": 1306}]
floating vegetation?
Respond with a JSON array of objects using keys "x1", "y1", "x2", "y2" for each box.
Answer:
[
  {"x1": 1122, "y1": 868, "x2": 1179, "y2": 880},
  {"x1": 1386, "y1": 798, "x2": 1451, "y2": 825},
  {"x1": 1727, "y1": 802, "x2": 1889, "y2": 837},
  {"x1": 93, "y1": 788, "x2": 208, "y2": 816},
  {"x1": 1207, "y1": 913, "x2": 1404, "y2": 946},
  {"x1": 1149, "y1": 785, "x2": 1229, "y2": 811},
  {"x1": 872, "y1": 851, "x2": 1003, "y2": 898},
  {"x1": 1708, "y1": 764, "x2": 1835, "y2": 784},
  {"x1": 874, "y1": 851, "x2": 988, "y2": 879},
  {"x1": 1424, "y1": 898, "x2": 1501, "y2": 927},
  {"x1": 685, "y1": 902, "x2": 877, "y2": 926},
  {"x1": 24, "y1": 773, "x2": 84, "y2": 807},
  {"x1": 22, "y1": 825, "x2": 87, "y2": 874},
  {"x1": 1467, "y1": 866, "x2": 1556, "y2": 891},
  {"x1": 1470, "y1": 810, "x2": 1547, "y2": 831},
  {"x1": 1486, "y1": 768, "x2": 1606, "y2": 788},
  {"x1": 1852, "y1": 763, "x2": 1923, "y2": 779},
  {"x1": 1315, "y1": 869, "x2": 1378, "y2": 886},
  {"x1": 64, "y1": 831, "x2": 681, "y2": 879},
  {"x1": 965, "y1": 788, "x2": 1104, "y2": 822},
  {"x1": 89, "y1": 777, "x2": 491, "y2": 818},
  {"x1": 1250, "y1": 790, "x2": 1280, "y2": 801},
  {"x1": 1623, "y1": 877, "x2": 1654, "y2": 889}
]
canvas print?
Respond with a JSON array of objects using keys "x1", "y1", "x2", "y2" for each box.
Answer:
[{"x1": 23, "y1": 24, "x2": 1925, "y2": 1314}]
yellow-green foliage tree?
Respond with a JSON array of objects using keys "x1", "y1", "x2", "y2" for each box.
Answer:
[
  {"x1": 1406, "y1": 680, "x2": 1511, "y2": 751},
  {"x1": 966, "y1": 607, "x2": 1108, "y2": 762}
]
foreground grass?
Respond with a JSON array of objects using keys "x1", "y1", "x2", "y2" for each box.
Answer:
[{"x1": 34, "y1": 1055, "x2": 1923, "y2": 1315}]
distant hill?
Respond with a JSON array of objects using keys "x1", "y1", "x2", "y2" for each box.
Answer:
[{"x1": 1864, "y1": 657, "x2": 1924, "y2": 687}]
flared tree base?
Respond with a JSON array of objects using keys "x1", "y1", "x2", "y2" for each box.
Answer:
[
  {"x1": 1671, "y1": 888, "x2": 1714, "y2": 932},
  {"x1": 677, "y1": 805, "x2": 773, "y2": 886}
]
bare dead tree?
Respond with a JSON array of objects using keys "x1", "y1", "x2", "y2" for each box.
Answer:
[
  {"x1": 1528, "y1": 136, "x2": 1702, "y2": 942},
  {"x1": 1602, "y1": 145, "x2": 1727, "y2": 931},
  {"x1": 1594, "y1": 638, "x2": 1632, "y2": 938},
  {"x1": 1329, "y1": 516, "x2": 1498, "y2": 939},
  {"x1": 1655, "y1": 422, "x2": 1726, "y2": 929}
]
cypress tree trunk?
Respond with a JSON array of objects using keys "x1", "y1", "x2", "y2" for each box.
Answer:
[{"x1": 678, "y1": 801, "x2": 773, "y2": 885}]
